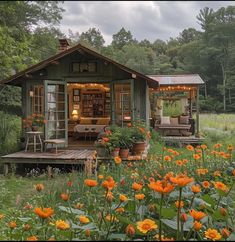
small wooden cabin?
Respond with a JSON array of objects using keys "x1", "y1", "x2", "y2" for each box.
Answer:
[{"x1": 0, "y1": 40, "x2": 159, "y2": 148}]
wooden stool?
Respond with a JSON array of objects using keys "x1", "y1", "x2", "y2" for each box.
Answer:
[
  {"x1": 25, "y1": 131, "x2": 43, "y2": 152},
  {"x1": 44, "y1": 139, "x2": 66, "y2": 153}
]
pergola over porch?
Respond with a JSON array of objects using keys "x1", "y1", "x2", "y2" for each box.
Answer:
[{"x1": 148, "y1": 74, "x2": 204, "y2": 138}]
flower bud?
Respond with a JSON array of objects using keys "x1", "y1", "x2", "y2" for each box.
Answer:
[
  {"x1": 125, "y1": 224, "x2": 135, "y2": 237},
  {"x1": 180, "y1": 213, "x2": 188, "y2": 222},
  {"x1": 220, "y1": 207, "x2": 227, "y2": 216}
]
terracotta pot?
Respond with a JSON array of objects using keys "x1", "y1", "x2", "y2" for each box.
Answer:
[
  {"x1": 132, "y1": 141, "x2": 146, "y2": 155},
  {"x1": 111, "y1": 147, "x2": 120, "y2": 157},
  {"x1": 119, "y1": 148, "x2": 129, "y2": 159}
]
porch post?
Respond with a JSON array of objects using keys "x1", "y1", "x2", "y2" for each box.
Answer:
[
  {"x1": 131, "y1": 79, "x2": 135, "y2": 122},
  {"x1": 196, "y1": 87, "x2": 200, "y2": 137},
  {"x1": 110, "y1": 82, "x2": 115, "y2": 125}
]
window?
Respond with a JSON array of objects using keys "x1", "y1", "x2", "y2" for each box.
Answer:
[
  {"x1": 71, "y1": 62, "x2": 97, "y2": 73},
  {"x1": 32, "y1": 85, "x2": 44, "y2": 114}
]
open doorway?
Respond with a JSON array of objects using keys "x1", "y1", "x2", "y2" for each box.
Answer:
[{"x1": 67, "y1": 83, "x2": 111, "y2": 148}]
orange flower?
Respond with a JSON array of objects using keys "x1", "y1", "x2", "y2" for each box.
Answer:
[
  {"x1": 154, "y1": 235, "x2": 174, "y2": 241},
  {"x1": 213, "y1": 171, "x2": 221, "y2": 177},
  {"x1": 8, "y1": 221, "x2": 17, "y2": 229},
  {"x1": 67, "y1": 181, "x2": 73, "y2": 187},
  {"x1": 164, "y1": 155, "x2": 171, "y2": 162},
  {"x1": 115, "y1": 207, "x2": 125, "y2": 213},
  {"x1": 148, "y1": 180, "x2": 174, "y2": 194},
  {"x1": 114, "y1": 156, "x2": 122, "y2": 164},
  {"x1": 213, "y1": 181, "x2": 228, "y2": 193},
  {"x1": 202, "y1": 181, "x2": 210, "y2": 189},
  {"x1": 23, "y1": 224, "x2": 31, "y2": 231},
  {"x1": 232, "y1": 170, "x2": 235, "y2": 176},
  {"x1": 105, "y1": 214, "x2": 118, "y2": 222},
  {"x1": 34, "y1": 207, "x2": 54, "y2": 219},
  {"x1": 98, "y1": 174, "x2": 104, "y2": 179},
  {"x1": 34, "y1": 184, "x2": 44, "y2": 192},
  {"x1": 214, "y1": 143, "x2": 222, "y2": 149},
  {"x1": 221, "y1": 228, "x2": 230, "y2": 238},
  {"x1": 193, "y1": 153, "x2": 201, "y2": 160},
  {"x1": 106, "y1": 191, "x2": 114, "y2": 202},
  {"x1": 193, "y1": 221, "x2": 202, "y2": 231},
  {"x1": 164, "y1": 172, "x2": 174, "y2": 180},
  {"x1": 182, "y1": 159, "x2": 188, "y2": 164},
  {"x1": 196, "y1": 168, "x2": 208, "y2": 175},
  {"x1": 60, "y1": 193, "x2": 69, "y2": 201},
  {"x1": 127, "y1": 123, "x2": 132, "y2": 127},
  {"x1": 125, "y1": 224, "x2": 135, "y2": 237},
  {"x1": 220, "y1": 207, "x2": 228, "y2": 216},
  {"x1": 132, "y1": 182, "x2": 143, "y2": 191},
  {"x1": 85, "y1": 229, "x2": 91, "y2": 237},
  {"x1": 135, "y1": 193, "x2": 145, "y2": 200},
  {"x1": 186, "y1": 145, "x2": 194, "y2": 151},
  {"x1": 201, "y1": 144, "x2": 207, "y2": 150},
  {"x1": 205, "y1": 228, "x2": 222, "y2": 241},
  {"x1": 190, "y1": 209, "x2": 206, "y2": 221},
  {"x1": 191, "y1": 185, "x2": 201, "y2": 193},
  {"x1": 180, "y1": 213, "x2": 188, "y2": 222},
  {"x1": 0, "y1": 214, "x2": 4, "y2": 220},
  {"x1": 227, "y1": 144, "x2": 233, "y2": 151},
  {"x1": 75, "y1": 203, "x2": 84, "y2": 209},
  {"x1": 170, "y1": 174, "x2": 194, "y2": 187},
  {"x1": 84, "y1": 179, "x2": 98, "y2": 187},
  {"x1": 176, "y1": 160, "x2": 183, "y2": 166},
  {"x1": 26, "y1": 236, "x2": 38, "y2": 241},
  {"x1": 119, "y1": 194, "x2": 128, "y2": 202},
  {"x1": 175, "y1": 200, "x2": 184, "y2": 208},
  {"x1": 102, "y1": 176, "x2": 116, "y2": 190},
  {"x1": 55, "y1": 220, "x2": 70, "y2": 230},
  {"x1": 102, "y1": 137, "x2": 109, "y2": 142},
  {"x1": 136, "y1": 219, "x2": 157, "y2": 234},
  {"x1": 79, "y1": 215, "x2": 90, "y2": 224}
]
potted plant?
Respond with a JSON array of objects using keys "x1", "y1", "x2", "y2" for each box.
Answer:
[
  {"x1": 94, "y1": 138, "x2": 110, "y2": 157},
  {"x1": 118, "y1": 127, "x2": 133, "y2": 159},
  {"x1": 130, "y1": 121, "x2": 150, "y2": 155},
  {"x1": 23, "y1": 114, "x2": 46, "y2": 131}
]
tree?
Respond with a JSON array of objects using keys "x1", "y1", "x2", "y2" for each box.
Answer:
[
  {"x1": 79, "y1": 28, "x2": 105, "y2": 51},
  {"x1": 112, "y1": 27, "x2": 135, "y2": 49},
  {"x1": 178, "y1": 28, "x2": 202, "y2": 44}
]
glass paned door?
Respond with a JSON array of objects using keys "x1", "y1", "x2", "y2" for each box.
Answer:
[
  {"x1": 44, "y1": 80, "x2": 67, "y2": 146},
  {"x1": 114, "y1": 83, "x2": 131, "y2": 126}
]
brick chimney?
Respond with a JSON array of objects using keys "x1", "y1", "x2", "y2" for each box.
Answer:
[{"x1": 58, "y1": 39, "x2": 70, "y2": 52}]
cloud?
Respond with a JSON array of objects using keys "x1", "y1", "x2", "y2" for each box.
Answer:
[{"x1": 59, "y1": 1, "x2": 234, "y2": 45}]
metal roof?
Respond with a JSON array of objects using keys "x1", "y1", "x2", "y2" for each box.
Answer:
[{"x1": 147, "y1": 74, "x2": 204, "y2": 86}]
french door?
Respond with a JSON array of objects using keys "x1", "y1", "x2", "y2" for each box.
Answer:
[{"x1": 44, "y1": 80, "x2": 68, "y2": 147}]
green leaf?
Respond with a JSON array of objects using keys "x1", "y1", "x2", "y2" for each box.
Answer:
[
  {"x1": 161, "y1": 217, "x2": 193, "y2": 231},
  {"x1": 115, "y1": 215, "x2": 133, "y2": 225},
  {"x1": 18, "y1": 217, "x2": 31, "y2": 222},
  {"x1": 58, "y1": 206, "x2": 85, "y2": 215},
  {"x1": 212, "y1": 209, "x2": 228, "y2": 221},
  {"x1": 161, "y1": 208, "x2": 176, "y2": 219},
  {"x1": 202, "y1": 194, "x2": 216, "y2": 207},
  {"x1": 71, "y1": 222, "x2": 96, "y2": 230},
  {"x1": 108, "y1": 233, "x2": 127, "y2": 240}
]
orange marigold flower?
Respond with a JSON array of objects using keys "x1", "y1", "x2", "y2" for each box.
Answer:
[
  {"x1": 196, "y1": 168, "x2": 208, "y2": 176},
  {"x1": 34, "y1": 183, "x2": 44, "y2": 192},
  {"x1": 205, "y1": 228, "x2": 222, "y2": 241},
  {"x1": 213, "y1": 181, "x2": 228, "y2": 193},
  {"x1": 34, "y1": 207, "x2": 54, "y2": 219},
  {"x1": 213, "y1": 171, "x2": 221, "y2": 177},
  {"x1": 115, "y1": 207, "x2": 125, "y2": 213},
  {"x1": 105, "y1": 214, "x2": 118, "y2": 222},
  {"x1": 137, "y1": 219, "x2": 157, "y2": 234},
  {"x1": 149, "y1": 180, "x2": 174, "y2": 194},
  {"x1": 193, "y1": 153, "x2": 201, "y2": 160},
  {"x1": 154, "y1": 235, "x2": 175, "y2": 241},
  {"x1": 75, "y1": 203, "x2": 84, "y2": 209},
  {"x1": 164, "y1": 172, "x2": 174, "y2": 180},
  {"x1": 182, "y1": 159, "x2": 188, "y2": 164},
  {"x1": 214, "y1": 143, "x2": 222, "y2": 149},
  {"x1": 125, "y1": 224, "x2": 135, "y2": 237},
  {"x1": 98, "y1": 174, "x2": 104, "y2": 179},
  {"x1": 164, "y1": 155, "x2": 172, "y2": 162},
  {"x1": 119, "y1": 194, "x2": 128, "y2": 202},
  {"x1": 8, "y1": 221, "x2": 17, "y2": 229},
  {"x1": 85, "y1": 229, "x2": 91, "y2": 237},
  {"x1": 114, "y1": 156, "x2": 122, "y2": 164},
  {"x1": 23, "y1": 224, "x2": 31, "y2": 231},
  {"x1": 193, "y1": 221, "x2": 202, "y2": 231},
  {"x1": 190, "y1": 209, "x2": 207, "y2": 221},
  {"x1": 170, "y1": 174, "x2": 194, "y2": 187},
  {"x1": 60, "y1": 193, "x2": 69, "y2": 201},
  {"x1": 221, "y1": 228, "x2": 230, "y2": 238},
  {"x1": 84, "y1": 179, "x2": 98, "y2": 187},
  {"x1": 127, "y1": 123, "x2": 132, "y2": 127},
  {"x1": 202, "y1": 181, "x2": 210, "y2": 189},
  {"x1": 26, "y1": 236, "x2": 38, "y2": 241},
  {"x1": 79, "y1": 215, "x2": 90, "y2": 224},
  {"x1": 176, "y1": 160, "x2": 183, "y2": 166},
  {"x1": 135, "y1": 193, "x2": 145, "y2": 200},
  {"x1": 175, "y1": 200, "x2": 184, "y2": 208},
  {"x1": 232, "y1": 170, "x2": 235, "y2": 176},
  {"x1": 191, "y1": 185, "x2": 201, "y2": 193},
  {"x1": 102, "y1": 176, "x2": 116, "y2": 190},
  {"x1": 201, "y1": 144, "x2": 207, "y2": 150},
  {"x1": 106, "y1": 191, "x2": 114, "y2": 202},
  {"x1": 0, "y1": 214, "x2": 4, "y2": 220},
  {"x1": 132, "y1": 182, "x2": 143, "y2": 191},
  {"x1": 102, "y1": 137, "x2": 109, "y2": 142},
  {"x1": 186, "y1": 145, "x2": 194, "y2": 151},
  {"x1": 67, "y1": 181, "x2": 73, "y2": 187},
  {"x1": 55, "y1": 220, "x2": 70, "y2": 230}
]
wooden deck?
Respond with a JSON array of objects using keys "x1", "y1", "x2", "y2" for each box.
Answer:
[
  {"x1": 1, "y1": 149, "x2": 96, "y2": 175},
  {"x1": 161, "y1": 135, "x2": 205, "y2": 147}
]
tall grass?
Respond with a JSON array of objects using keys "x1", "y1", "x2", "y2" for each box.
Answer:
[{"x1": 0, "y1": 111, "x2": 21, "y2": 155}]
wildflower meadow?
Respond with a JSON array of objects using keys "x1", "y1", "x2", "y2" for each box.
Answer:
[{"x1": 0, "y1": 142, "x2": 234, "y2": 241}]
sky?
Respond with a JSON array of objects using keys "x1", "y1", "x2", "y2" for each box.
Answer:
[{"x1": 59, "y1": 1, "x2": 234, "y2": 45}]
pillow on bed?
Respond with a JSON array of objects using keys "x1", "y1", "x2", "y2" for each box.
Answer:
[
  {"x1": 79, "y1": 118, "x2": 92, "y2": 125},
  {"x1": 160, "y1": 116, "x2": 170, "y2": 125}
]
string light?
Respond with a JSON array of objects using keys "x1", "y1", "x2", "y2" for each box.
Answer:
[
  {"x1": 150, "y1": 85, "x2": 197, "y2": 92},
  {"x1": 67, "y1": 83, "x2": 110, "y2": 91}
]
